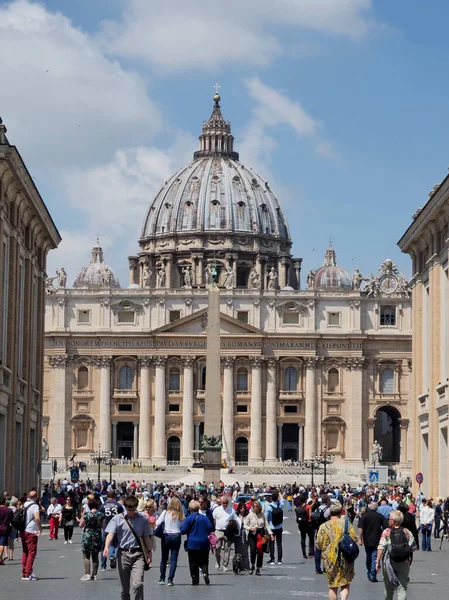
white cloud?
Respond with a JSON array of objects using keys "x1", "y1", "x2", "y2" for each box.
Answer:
[
  {"x1": 240, "y1": 77, "x2": 339, "y2": 174},
  {"x1": 0, "y1": 0, "x2": 160, "y2": 168},
  {"x1": 98, "y1": 0, "x2": 376, "y2": 71}
]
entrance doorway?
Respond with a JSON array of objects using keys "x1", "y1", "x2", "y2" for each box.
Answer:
[
  {"x1": 281, "y1": 424, "x2": 299, "y2": 461},
  {"x1": 167, "y1": 436, "x2": 181, "y2": 464},
  {"x1": 117, "y1": 422, "x2": 134, "y2": 460},
  {"x1": 235, "y1": 437, "x2": 248, "y2": 465},
  {"x1": 374, "y1": 406, "x2": 400, "y2": 463}
]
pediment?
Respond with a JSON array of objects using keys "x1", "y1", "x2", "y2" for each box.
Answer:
[{"x1": 152, "y1": 308, "x2": 264, "y2": 336}]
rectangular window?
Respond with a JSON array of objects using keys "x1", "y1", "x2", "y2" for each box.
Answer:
[
  {"x1": 118, "y1": 404, "x2": 133, "y2": 412},
  {"x1": 118, "y1": 311, "x2": 135, "y2": 323},
  {"x1": 283, "y1": 312, "x2": 299, "y2": 325},
  {"x1": 168, "y1": 404, "x2": 180, "y2": 413},
  {"x1": 284, "y1": 405, "x2": 298, "y2": 414},
  {"x1": 237, "y1": 311, "x2": 249, "y2": 324},
  {"x1": 169, "y1": 310, "x2": 181, "y2": 323},
  {"x1": 380, "y1": 306, "x2": 396, "y2": 326},
  {"x1": 77, "y1": 310, "x2": 91, "y2": 324},
  {"x1": 328, "y1": 312, "x2": 340, "y2": 326},
  {"x1": 236, "y1": 404, "x2": 248, "y2": 413}
]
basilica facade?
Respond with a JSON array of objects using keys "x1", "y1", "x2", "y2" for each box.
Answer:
[{"x1": 43, "y1": 94, "x2": 412, "y2": 473}]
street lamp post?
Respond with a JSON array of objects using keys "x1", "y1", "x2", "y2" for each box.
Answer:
[
  {"x1": 90, "y1": 446, "x2": 114, "y2": 483},
  {"x1": 304, "y1": 454, "x2": 322, "y2": 486},
  {"x1": 319, "y1": 448, "x2": 335, "y2": 486},
  {"x1": 97, "y1": 443, "x2": 101, "y2": 481}
]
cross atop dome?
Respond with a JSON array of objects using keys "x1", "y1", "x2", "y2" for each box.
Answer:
[{"x1": 194, "y1": 89, "x2": 239, "y2": 161}]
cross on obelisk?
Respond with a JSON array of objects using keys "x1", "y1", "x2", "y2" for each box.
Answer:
[{"x1": 202, "y1": 282, "x2": 223, "y2": 487}]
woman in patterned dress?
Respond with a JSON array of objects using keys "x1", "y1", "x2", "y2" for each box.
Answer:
[
  {"x1": 78, "y1": 497, "x2": 104, "y2": 581},
  {"x1": 316, "y1": 502, "x2": 357, "y2": 600}
]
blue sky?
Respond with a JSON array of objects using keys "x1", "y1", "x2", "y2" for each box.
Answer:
[{"x1": 1, "y1": 0, "x2": 448, "y2": 285}]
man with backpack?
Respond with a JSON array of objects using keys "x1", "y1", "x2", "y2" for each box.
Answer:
[
  {"x1": 15, "y1": 490, "x2": 42, "y2": 581},
  {"x1": 358, "y1": 501, "x2": 387, "y2": 582},
  {"x1": 376, "y1": 510, "x2": 417, "y2": 599},
  {"x1": 265, "y1": 490, "x2": 284, "y2": 565},
  {"x1": 311, "y1": 495, "x2": 331, "y2": 575},
  {"x1": 295, "y1": 496, "x2": 314, "y2": 559}
]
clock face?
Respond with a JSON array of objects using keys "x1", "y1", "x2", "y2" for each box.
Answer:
[{"x1": 379, "y1": 274, "x2": 397, "y2": 294}]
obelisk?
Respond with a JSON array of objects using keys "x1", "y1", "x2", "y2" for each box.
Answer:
[{"x1": 203, "y1": 284, "x2": 222, "y2": 487}]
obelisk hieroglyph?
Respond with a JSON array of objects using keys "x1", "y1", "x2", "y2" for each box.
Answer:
[{"x1": 203, "y1": 284, "x2": 222, "y2": 487}]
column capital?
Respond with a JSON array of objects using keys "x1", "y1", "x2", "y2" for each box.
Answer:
[
  {"x1": 181, "y1": 355, "x2": 196, "y2": 368},
  {"x1": 398, "y1": 418, "x2": 410, "y2": 429},
  {"x1": 153, "y1": 355, "x2": 168, "y2": 368},
  {"x1": 93, "y1": 356, "x2": 113, "y2": 369},
  {"x1": 304, "y1": 356, "x2": 319, "y2": 370},
  {"x1": 221, "y1": 356, "x2": 236, "y2": 368},
  {"x1": 139, "y1": 356, "x2": 153, "y2": 368},
  {"x1": 266, "y1": 357, "x2": 279, "y2": 368},
  {"x1": 249, "y1": 356, "x2": 264, "y2": 369},
  {"x1": 366, "y1": 417, "x2": 376, "y2": 428},
  {"x1": 344, "y1": 357, "x2": 365, "y2": 370},
  {"x1": 48, "y1": 354, "x2": 69, "y2": 368}
]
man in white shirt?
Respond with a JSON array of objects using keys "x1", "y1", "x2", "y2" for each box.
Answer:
[
  {"x1": 47, "y1": 497, "x2": 62, "y2": 540},
  {"x1": 213, "y1": 496, "x2": 238, "y2": 571},
  {"x1": 21, "y1": 491, "x2": 42, "y2": 581}
]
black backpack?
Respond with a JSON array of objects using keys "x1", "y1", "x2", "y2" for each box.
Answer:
[
  {"x1": 311, "y1": 506, "x2": 327, "y2": 529},
  {"x1": 271, "y1": 504, "x2": 284, "y2": 527},
  {"x1": 389, "y1": 527, "x2": 410, "y2": 562},
  {"x1": 295, "y1": 505, "x2": 308, "y2": 523},
  {"x1": 338, "y1": 519, "x2": 359, "y2": 564},
  {"x1": 12, "y1": 502, "x2": 37, "y2": 532}
]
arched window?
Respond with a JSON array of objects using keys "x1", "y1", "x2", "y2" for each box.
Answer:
[
  {"x1": 78, "y1": 366, "x2": 88, "y2": 390},
  {"x1": 381, "y1": 368, "x2": 394, "y2": 394},
  {"x1": 119, "y1": 365, "x2": 133, "y2": 390},
  {"x1": 237, "y1": 368, "x2": 248, "y2": 392},
  {"x1": 328, "y1": 368, "x2": 339, "y2": 393},
  {"x1": 284, "y1": 366, "x2": 297, "y2": 392},
  {"x1": 200, "y1": 366, "x2": 206, "y2": 390},
  {"x1": 169, "y1": 367, "x2": 180, "y2": 392}
]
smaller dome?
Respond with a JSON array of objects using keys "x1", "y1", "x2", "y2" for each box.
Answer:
[
  {"x1": 73, "y1": 241, "x2": 120, "y2": 289},
  {"x1": 314, "y1": 243, "x2": 352, "y2": 290}
]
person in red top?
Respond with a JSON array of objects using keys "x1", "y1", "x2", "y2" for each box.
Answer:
[{"x1": 0, "y1": 496, "x2": 13, "y2": 564}]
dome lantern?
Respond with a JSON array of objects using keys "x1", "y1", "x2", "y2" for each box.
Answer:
[{"x1": 194, "y1": 91, "x2": 239, "y2": 161}]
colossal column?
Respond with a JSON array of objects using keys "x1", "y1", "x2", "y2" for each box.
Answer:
[
  {"x1": 153, "y1": 356, "x2": 168, "y2": 464},
  {"x1": 349, "y1": 357, "x2": 364, "y2": 461},
  {"x1": 138, "y1": 357, "x2": 152, "y2": 462},
  {"x1": 97, "y1": 356, "x2": 112, "y2": 452},
  {"x1": 249, "y1": 357, "x2": 263, "y2": 464},
  {"x1": 181, "y1": 356, "x2": 196, "y2": 465},
  {"x1": 222, "y1": 356, "x2": 235, "y2": 463},
  {"x1": 265, "y1": 358, "x2": 278, "y2": 465},
  {"x1": 304, "y1": 357, "x2": 318, "y2": 459},
  {"x1": 48, "y1": 354, "x2": 69, "y2": 460}
]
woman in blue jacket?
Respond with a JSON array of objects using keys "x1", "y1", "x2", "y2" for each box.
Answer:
[{"x1": 181, "y1": 500, "x2": 214, "y2": 585}]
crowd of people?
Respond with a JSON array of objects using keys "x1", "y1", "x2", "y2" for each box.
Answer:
[{"x1": 0, "y1": 478, "x2": 447, "y2": 600}]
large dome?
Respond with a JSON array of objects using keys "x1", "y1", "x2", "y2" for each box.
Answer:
[
  {"x1": 73, "y1": 242, "x2": 120, "y2": 289},
  {"x1": 140, "y1": 157, "x2": 289, "y2": 240},
  {"x1": 314, "y1": 243, "x2": 352, "y2": 290}
]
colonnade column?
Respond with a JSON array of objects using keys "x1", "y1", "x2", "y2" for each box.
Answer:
[
  {"x1": 265, "y1": 358, "x2": 278, "y2": 465},
  {"x1": 194, "y1": 422, "x2": 201, "y2": 452},
  {"x1": 97, "y1": 356, "x2": 112, "y2": 452},
  {"x1": 298, "y1": 424, "x2": 304, "y2": 462},
  {"x1": 153, "y1": 356, "x2": 167, "y2": 464},
  {"x1": 112, "y1": 422, "x2": 118, "y2": 458},
  {"x1": 277, "y1": 423, "x2": 283, "y2": 461},
  {"x1": 138, "y1": 357, "x2": 152, "y2": 462},
  {"x1": 181, "y1": 356, "x2": 196, "y2": 465},
  {"x1": 349, "y1": 358, "x2": 364, "y2": 461},
  {"x1": 133, "y1": 422, "x2": 139, "y2": 460},
  {"x1": 222, "y1": 357, "x2": 235, "y2": 464},
  {"x1": 304, "y1": 357, "x2": 318, "y2": 459},
  {"x1": 249, "y1": 357, "x2": 263, "y2": 465},
  {"x1": 48, "y1": 355, "x2": 69, "y2": 461},
  {"x1": 399, "y1": 419, "x2": 409, "y2": 463}
]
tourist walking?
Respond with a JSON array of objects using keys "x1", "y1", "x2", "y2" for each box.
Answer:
[
  {"x1": 213, "y1": 495, "x2": 238, "y2": 571},
  {"x1": 181, "y1": 500, "x2": 214, "y2": 585},
  {"x1": 0, "y1": 496, "x2": 13, "y2": 564},
  {"x1": 312, "y1": 494, "x2": 331, "y2": 574},
  {"x1": 47, "y1": 497, "x2": 62, "y2": 540},
  {"x1": 20, "y1": 490, "x2": 42, "y2": 581},
  {"x1": 376, "y1": 509, "x2": 417, "y2": 599},
  {"x1": 265, "y1": 490, "x2": 284, "y2": 565},
  {"x1": 295, "y1": 496, "x2": 314, "y2": 558},
  {"x1": 244, "y1": 500, "x2": 272, "y2": 576},
  {"x1": 61, "y1": 496, "x2": 76, "y2": 543},
  {"x1": 358, "y1": 501, "x2": 387, "y2": 582},
  {"x1": 104, "y1": 495, "x2": 152, "y2": 600},
  {"x1": 155, "y1": 496, "x2": 184, "y2": 585},
  {"x1": 316, "y1": 502, "x2": 357, "y2": 600},
  {"x1": 234, "y1": 502, "x2": 250, "y2": 570},
  {"x1": 78, "y1": 497, "x2": 104, "y2": 580},
  {"x1": 434, "y1": 499, "x2": 443, "y2": 539},
  {"x1": 420, "y1": 499, "x2": 434, "y2": 551},
  {"x1": 7, "y1": 496, "x2": 19, "y2": 561},
  {"x1": 99, "y1": 490, "x2": 124, "y2": 571}
]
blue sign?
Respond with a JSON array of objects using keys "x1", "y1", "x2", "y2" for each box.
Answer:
[
  {"x1": 416, "y1": 472, "x2": 424, "y2": 485},
  {"x1": 369, "y1": 471, "x2": 379, "y2": 483},
  {"x1": 70, "y1": 467, "x2": 79, "y2": 482}
]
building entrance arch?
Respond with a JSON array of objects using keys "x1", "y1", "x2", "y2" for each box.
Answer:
[
  {"x1": 374, "y1": 406, "x2": 401, "y2": 463},
  {"x1": 167, "y1": 436, "x2": 181, "y2": 464}
]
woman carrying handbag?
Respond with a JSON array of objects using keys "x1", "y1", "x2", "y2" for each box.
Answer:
[
  {"x1": 154, "y1": 497, "x2": 184, "y2": 585},
  {"x1": 181, "y1": 500, "x2": 214, "y2": 585},
  {"x1": 243, "y1": 500, "x2": 273, "y2": 575}
]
